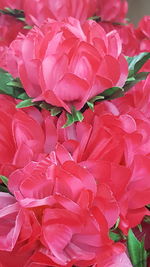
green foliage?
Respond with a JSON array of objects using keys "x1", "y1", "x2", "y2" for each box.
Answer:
[
  {"x1": 0, "y1": 7, "x2": 25, "y2": 20},
  {"x1": 0, "y1": 185, "x2": 9, "y2": 193},
  {"x1": 127, "y1": 52, "x2": 150, "y2": 77},
  {"x1": 109, "y1": 232, "x2": 122, "y2": 242},
  {"x1": 0, "y1": 68, "x2": 28, "y2": 99},
  {"x1": 0, "y1": 175, "x2": 8, "y2": 186},
  {"x1": 0, "y1": 175, "x2": 12, "y2": 195},
  {"x1": 16, "y1": 99, "x2": 36, "y2": 108},
  {"x1": 127, "y1": 229, "x2": 147, "y2": 267},
  {"x1": 50, "y1": 107, "x2": 62, "y2": 116}
]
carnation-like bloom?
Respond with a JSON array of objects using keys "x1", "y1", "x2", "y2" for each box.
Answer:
[
  {"x1": 53, "y1": 98, "x2": 150, "y2": 234},
  {"x1": 11, "y1": 17, "x2": 128, "y2": 113},
  {"x1": 6, "y1": 155, "x2": 122, "y2": 266}
]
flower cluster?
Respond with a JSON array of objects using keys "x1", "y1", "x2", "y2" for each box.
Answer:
[{"x1": 0, "y1": 0, "x2": 150, "y2": 267}]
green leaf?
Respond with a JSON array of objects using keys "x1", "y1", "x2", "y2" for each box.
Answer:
[
  {"x1": 0, "y1": 68, "x2": 14, "y2": 93},
  {"x1": 88, "y1": 15, "x2": 101, "y2": 22},
  {"x1": 0, "y1": 185, "x2": 9, "y2": 193},
  {"x1": 101, "y1": 87, "x2": 124, "y2": 99},
  {"x1": 17, "y1": 17, "x2": 25, "y2": 22},
  {"x1": 134, "y1": 52, "x2": 150, "y2": 74},
  {"x1": 16, "y1": 99, "x2": 35, "y2": 108},
  {"x1": 109, "y1": 232, "x2": 121, "y2": 242},
  {"x1": 127, "y1": 52, "x2": 150, "y2": 76},
  {"x1": 127, "y1": 229, "x2": 147, "y2": 267},
  {"x1": 0, "y1": 175, "x2": 8, "y2": 186},
  {"x1": 39, "y1": 101, "x2": 53, "y2": 110},
  {"x1": 135, "y1": 72, "x2": 150, "y2": 81},
  {"x1": 17, "y1": 92, "x2": 29, "y2": 100},
  {"x1": 62, "y1": 107, "x2": 84, "y2": 128},
  {"x1": 124, "y1": 72, "x2": 150, "y2": 93},
  {"x1": 112, "y1": 21, "x2": 128, "y2": 26},
  {"x1": 89, "y1": 95, "x2": 105, "y2": 103},
  {"x1": 50, "y1": 107, "x2": 62, "y2": 116},
  {"x1": 0, "y1": 8, "x2": 24, "y2": 19},
  {"x1": 0, "y1": 68, "x2": 28, "y2": 99},
  {"x1": 7, "y1": 78, "x2": 23, "y2": 88}
]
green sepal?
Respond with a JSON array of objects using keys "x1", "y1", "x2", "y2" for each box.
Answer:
[
  {"x1": 87, "y1": 101, "x2": 94, "y2": 111},
  {"x1": 62, "y1": 107, "x2": 84, "y2": 128}
]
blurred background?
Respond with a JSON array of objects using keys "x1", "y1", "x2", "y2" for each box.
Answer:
[{"x1": 128, "y1": 0, "x2": 150, "y2": 25}]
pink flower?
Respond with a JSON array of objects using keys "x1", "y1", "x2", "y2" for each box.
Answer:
[
  {"x1": 94, "y1": 246, "x2": 132, "y2": 267},
  {"x1": 0, "y1": 14, "x2": 26, "y2": 46},
  {"x1": 11, "y1": 17, "x2": 128, "y2": 112},
  {"x1": 0, "y1": 192, "x2": 40, "y2": 252},
  {"x1": 0, "y1": 0, "x2": 23, "y2": 9},
  {"x1": 95, "y1": 0, "x2": 128, "y2": 23},
  {"x1": 0, "y1": 13, "x2": 28, "y2": 75},
  {"x1": 7, "y1": 155, "x2": 121, "y2": 266},
  {"x1": 54, "y1": 100, "x2": 150, "y2": 234},
  {"x1": 98, "y1": 22, "x2": 139, "y2": 57},
  {"x1": 0, "y1": 95, "x2": 58, "y2": 176},
  {"x1": 105, "y1": 252, "x2": 132, "y2": 267},
  {"x1": 117, "y1": 24, "x2": 139, "y2": 56},
  {"x1": 23, "y1": 0, "x2": 96, "y2": 26},
  {"x1": 135, "y1": 16, "x2": 150, "y2": 52},
  {"x1": 112, "y1": 75, "x2": 150, "y2": 162},
  {"x1": 55, "y1": 101, "x2": 136, "y2": 164}
]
